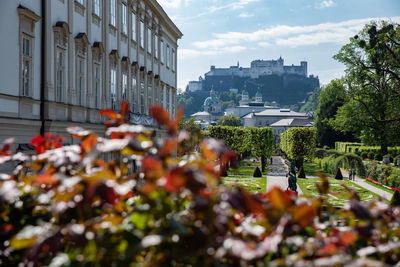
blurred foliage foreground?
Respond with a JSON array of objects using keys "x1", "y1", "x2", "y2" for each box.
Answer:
[{"x1": 0, "y1": 102, "x2": 399, "y2": 266}]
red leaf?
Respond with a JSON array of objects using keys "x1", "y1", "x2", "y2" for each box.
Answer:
[
  {"x1": 0, "y1": 138, "x2": 15, "y2": 156},
  {"x1": 150, "y1": 105, "x2": 170, "y2": 126},
  {"x1": 165, "y1": 168, "x2": 187, "y2": 193},
  {"x1": 142, "y1": 156, "x2": 163, "y2": 180},
  {"x1": 120, "y1": 101, "x2": 130, "y2": 118},
  {"x1": 291, "y1": 203, "x2": 317, "y2": 227},
  {"x1": 82, "y1": 133, "x2": 98, "y2": 153},
  {"x1": 264, "y1": 187, "x2": 292, "y2": 210},
  {"x1": 160, "y1": 139, "x2": 178, "y2": 157},
  {"x1": 99, "y1": 109, "x2": 121, "y2": 120}
]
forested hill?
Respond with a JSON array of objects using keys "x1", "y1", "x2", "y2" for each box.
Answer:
[{"x1": 178, "y1": 74, "x2": 320, "y2": 118}]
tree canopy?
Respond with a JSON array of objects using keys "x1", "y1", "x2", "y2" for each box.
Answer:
[
  {"x1": 332, "y1": 21, "x2": 400, "y2": 155},
  {"x1": 314, "y1": 79, "x2": 357, "y2": 148},
  {"x1": 217, "y1": 114, "x2": 242, "y2": 127},
  {"x1": 280, "y1": 127, "x2": 316, "y2": 168}
]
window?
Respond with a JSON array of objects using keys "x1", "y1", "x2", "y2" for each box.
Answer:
[
  {"x1": 93, "y1": 0, "x2": 101, "y2": 17},
  {"x1": 172, "y1": 49, "x2": 175, "y2": 71},
  {"x1": 147, "y1": 28, "x2": 152, "y2": 53},
  {"x1": 166, "y1": 45, "x2": 170, "y2": 68},
  {"x1": 18, "y1": 6, "x2": 40, "y2": 98},
  {"x1": 131, "y1": 75, "x2": 137, "y2": 112},
  {"x1": 154, "y1": 35, "x2": 159, "y2": 59},
  {"x1": 131, "y1": 13, "x2": 136, "y2": 41},
  {"x1": 121, "y1": 4, "x2": 127, "y2": 34},
  {"x1": 56, "y1": 49, "x2": 65, "y2": 102},
  {"x1": 22, "y1": 36, "x2": 32, "y2": 97},
  {"x1": 140, "y1": 81, "x2": 145, "y2": 114},
  {"x1": 77, "y1": 57, "x2": 85, "y2": 105},
  {"x1": 76, "y1": 0, "x2": 84, "y2": 5},
  {"x1": 110, "y1": 0, "x2": 116, "y2": 27},
  {"x1": 140, "y1": 21, "x2": 144, "y2": 48},
  {"x1": 160, "y1": 40, "x2": 164, "y2": 63},
  {"x1": 110, "y1": 68, "x2": 117, "y2": 109},
  {"x1": 122, "y1": 73, "x2": 127, "y2": 100},
  {"x1": 94, "y1": 64, "x2": 100, "y2": 108}
]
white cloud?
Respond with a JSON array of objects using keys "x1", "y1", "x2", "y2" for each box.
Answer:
[
  {"x1": 180, "y1": 17, "x2": 400, "y2": 59},
  {"x1": 316, "y1": 0, "x2": 336, "y2": 9},
  {"x1": 169, "y1": 0, "x2": 259, "y2": 25},
  {"x1": 239, "y1": 12, "x2": 254, "y2": 18}
]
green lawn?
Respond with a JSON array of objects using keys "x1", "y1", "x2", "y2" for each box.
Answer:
[
  {"x1": 297, "y1": 178, "x2": 381, "y2": 206},
  {"x1": 228, "y1": 160, "x2": 268, "y2": 176},
  {"x1": 364, "y1": 179, "x2": 395, "y2": 194},
  {"x1": 223, "y1": 176, "x2": 267, "y2": 193},
  {"x1": 303, "y1": 161, "x2": 333, "y2": 177}
]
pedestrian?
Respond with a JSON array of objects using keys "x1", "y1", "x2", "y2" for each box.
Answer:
[
  {"x1": 348, "y1": 169, "x2": 352, "y2": 180},
  {"x1": 352, "y1": 169, "x2": 356, "y2": 181}
]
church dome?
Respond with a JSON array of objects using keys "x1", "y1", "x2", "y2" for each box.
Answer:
[
  {"x1": 204, "y1": 96, "x2": 221, "y2": 106},
  {"x1": 255, "y1": 91, "x2": 262, "y2": 97},
  {"x1": 242, "y1": 90, "x2": 248, "y2": 95}
]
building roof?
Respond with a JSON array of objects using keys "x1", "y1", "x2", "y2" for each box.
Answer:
[
  {"x1": 204, "y1": 96, "x2": 221, "y2": 106},
  {"x1": 255, "y1": 91, "x2": 262, "y2": 97},
  {"x1": 243, "y1": 109, "x2": 308, "y2": 118},
  {"x1": 191, "y1": 111, "x2": 212, "y2": 117},
  {"x1": 270, "y1": 118, "x2": 314, "y2": 127}
]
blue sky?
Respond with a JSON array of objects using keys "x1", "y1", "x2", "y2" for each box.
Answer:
[{"x1": 158, "y1": 0, "x2": 400, "y2": 91}]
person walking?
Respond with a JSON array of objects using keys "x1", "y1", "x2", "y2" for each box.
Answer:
[
  {"x1": 348, "y1": 169, "x2": 352, "y2": 180},
  {"x1": 352, "y1": 169, "x2": 356, "y2": 181}
]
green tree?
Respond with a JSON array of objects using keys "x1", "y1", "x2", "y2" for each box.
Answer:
[
  {"x1": 280, "y1": 127, "x2": 316, "y2": 169},
  {"x1": 217, "y1": 114, "x2": 242, "y2": 127},
  {"x1": 245, "y1": 127, "x2": 274, "y2": 172},
  {"x1": 300, "y1": 87, "x2": 321, "y2": 113},
  {"x1": 333, "y1": 21, "x2": 400, "y2": 155},
  {"x1": 314, "y1": 79, "x2": 357, "y2": 148}
]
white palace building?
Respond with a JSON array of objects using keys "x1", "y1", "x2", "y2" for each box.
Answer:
[{"x1": 0, "y1": 0, "x2": 182, "y2": 151}]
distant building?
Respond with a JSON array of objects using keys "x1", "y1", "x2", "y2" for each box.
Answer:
[
  {"x1": 188, "y1": 76, "x2": 203, "y2": 92},
  {"x1": 191, "y1": 90, "x2": 223, "y2": 127},
  {"x1": 270, "y1": 118, "x2": 314, "y2": 143},
  {"x1": 205, "y1": 57, "x2": 307, "y2": 79},
  {"x1": 242, "y1": 109, "x2": 309, "y2": 127}
]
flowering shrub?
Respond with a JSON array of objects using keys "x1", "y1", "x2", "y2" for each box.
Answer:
[{"x1": 0, "y1": 102, "x2": 399, "y2": 266}]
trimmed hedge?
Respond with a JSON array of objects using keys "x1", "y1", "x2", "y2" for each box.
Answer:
[
  {"x1": 335, "y1": 142, "x2": 400, "y2": 158},
  {"x1": 314, "y1": 152, "x2": 366, "y2": 177},
  {"x1": 280, "y1": 127, "x2": 316, "y2": 168}
]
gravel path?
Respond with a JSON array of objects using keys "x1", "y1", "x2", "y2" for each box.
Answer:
[
  {"x1": 266, "y1": 156, "x2": 303, "y2": 195},
  {"x1": 341, "y1": 169, "x2": 393, "y2": 200}
]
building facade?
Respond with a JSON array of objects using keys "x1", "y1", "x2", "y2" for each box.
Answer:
[{"x1": 0, "y1": 0, "x2": 182, "y2": 150}]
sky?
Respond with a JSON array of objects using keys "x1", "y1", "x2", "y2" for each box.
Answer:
[{"x1": 157, "y1": 0, "x2": 400, "y2": 91}]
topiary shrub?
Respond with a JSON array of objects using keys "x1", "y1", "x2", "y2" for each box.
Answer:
[
  {"x1": 390, "y1": 190, "x2": 400, "y2": 206},
  {"x1": 375, "y1": 153, "x2": 383, "y2": 161},
  {"x1": 253, "y1": 166, "x2": 262, "y2": 177},
  {"x1": 335, "y1": 168, "x2": 343, "y2": 180},
  {"x1": 368, "y1": 152, "x2": 375, "y2": 160},
  {"x1": 298, "y1": 166, "x2": 306, "y2": 178},
  {"x1": 361, "y1": 152, "x2": 368, "y2": 160}
]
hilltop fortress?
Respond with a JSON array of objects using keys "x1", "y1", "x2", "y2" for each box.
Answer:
[
  {"x1": 186, "y1": 57, "x2": 319, "y2": 107},
  {"x1": 206, "y1": 57, "x2": 307, "y2": 80}
]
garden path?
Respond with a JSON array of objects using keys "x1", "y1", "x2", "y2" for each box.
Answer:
[
  {"x1": 267, "y1": 156, "x2": 303, "y2": 195},
  {"x1": 340, "y1": 169, "x2": 393, "y2": 200}
]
